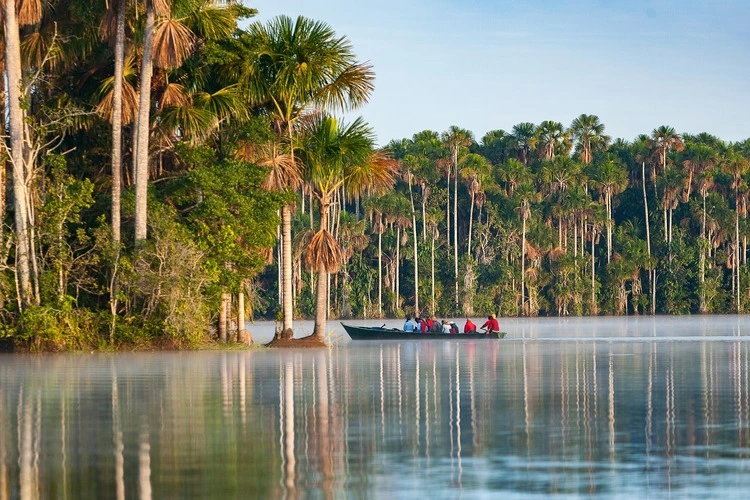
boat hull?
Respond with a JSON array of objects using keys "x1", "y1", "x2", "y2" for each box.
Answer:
[{"x1": 342, "y1": 323, "x2": 506, "y2": 340}]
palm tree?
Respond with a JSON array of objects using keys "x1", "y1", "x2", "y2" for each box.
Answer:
[
  {"x1": 511, "y1": 122, "x2": 536, "y2": 166},
  {"x1": 4, "y1": 0, "x2": 43, "y2": 308},
  {"x1": 540, "y1": 156, "x2": 581, "y2": 247},
  {"x1": 243, "y1": 15, "x2": 375, "y2": 334},
  {"x1": 682, "y1": 143, "x2": 717, "y2": 203},
  {"x1": 300, "y1": 115, "x2": 397, "y2": 339},
  {"x1": 459, "y1": 153, "x2": 491, "y2": 257},
  {"x1": 513, "y1": 182, "x2": 539, "y2": 315},
  {"x1": 535, "y1": 120, "x2": 570, "y2": 161},
  {"x1": 570, "y1": 114, "x2": 610, "y2": 165},
  {"x1": 441, "y1": 126, "x2": 473, "y2": 311},
  {"x1": 498, "y1": 158, "x2": 531, "y2": 196},
  {"x1": 657, "y1": 167, "x2": 684, "y2": 244},
  {"x1": 721, "y1": 150, "x2": 749, "y2": 312},
  {"x1": 134, "y1": 0, "x2": 237, "y2": 242},
  {"x1": 589, "y1": 156, "x2": 627, "y2": 262},
  {"x1": 650, "y1": 125, "x2": 685, "y2": 174}
]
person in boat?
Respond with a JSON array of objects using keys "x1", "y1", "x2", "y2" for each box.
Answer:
[
  {"x1": 421, "y1": 317, "x2": 431, "y2": 333},
  {"x1": 430, "y1": 317, "x2": 442, "y2": 333},
  {"x1": 449, "y1": 321, "x2": 459, "y2": 334},
  {"x1": 464, "y1": 318, "x2": 477, "y2": 334},
  {"x1": 480, "y1": 314, "x2": 500, "y2": 335},
  {"x1": 441, "y1": 320, "x2": 452, "y2": 334},
  {"x1": 414, "y1": 316, "x2": 423, "y2": 332},
  {"x1": 403, "y1": 315, "x2": 416, "y2": 332}
]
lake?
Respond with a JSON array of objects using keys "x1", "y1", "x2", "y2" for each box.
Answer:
[{"x1": 2, "y1": 316, "x2": 750, "y2": 498}]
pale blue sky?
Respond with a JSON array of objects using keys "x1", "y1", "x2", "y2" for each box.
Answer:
[{"x1": 249, "y1": 0, "x2": 750, "y2": 146}]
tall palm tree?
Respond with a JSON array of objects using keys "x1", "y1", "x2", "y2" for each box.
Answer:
[
  {"x1": 4, "y1": 0, "x2": 43, "y2": 308},
  {"x1": 243, "y1": 15, "x2": 374, "y2": 334},
  {"x1": 650, "y1": 125, "x2": 684, "y2": 174},
  {"x1": 535, "y1": 120, "x2": 570, "y2": 161},
  {"x1": 540, "y1": 156, "x2": 581, "y2": 247},
  {"x1": 570, "y1": 114, "x2": 610, "y2": 165},
  {"x1": 511, "y1": 122, "x2": 536, "y2": 166},
  {"x1": 441, "y1": 126, "x2": 473, "y2": 311},
  {"x1": 459, "y1": 153, "x2": 491, "y2": 257},
  {"x1": 721, "y1": 150, "x2": 749, "y2": 312},
  {"x1": 590, "y1": 156, "x2": 627, "y2": 262},
  {"x1": 513, "y1": 182, "x2": 539, "y2": 315},
  {"x1": 300, "y1": 115, "x2": 397, "y2": 339},
  {"x1": 657, "y1": 167, "x2": 684, "y2": 244},
  {"x1": 134, "y1": 0, "x2": 236, "y2": 242}
]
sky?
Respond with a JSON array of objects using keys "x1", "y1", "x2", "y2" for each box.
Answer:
[{"x1": 248, "y1": 0, "x2": 750, "y2": 146}]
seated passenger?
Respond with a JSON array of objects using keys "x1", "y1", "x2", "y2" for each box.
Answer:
[
  {"x1": 442, "y1": 320, "x2": 452, "y2": 334},
  {"x1": 403, "y1": 315, "x2": 416, "y2": 332},
  {"x1": 464, "y1": 318, "x2": 477, "y2": 334},
  {"x1": 430, "y1": 317, "x2": 442, "y2": 332},
  {"x1": 480, "y1": 314, "x2": 500, "y2": 335},
  {"x1": 449, "y1": 322, "x2": 459, "y2": 334}
]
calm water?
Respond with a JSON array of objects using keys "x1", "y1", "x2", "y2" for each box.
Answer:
[{"x1": 2, "y1": 316, "x2": 750, "y2": 498}]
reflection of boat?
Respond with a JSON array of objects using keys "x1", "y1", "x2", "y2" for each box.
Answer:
[{"x1": 342, "y1": 323, "x2": 507, "y2": 340}]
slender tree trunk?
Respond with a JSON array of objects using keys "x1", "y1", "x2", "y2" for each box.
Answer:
[
  {"x1": 4, "y1": 0, "x2": 33, "y2": 308},
  {"x1": 521, "y1": 216, "x2": 526, "y2": 316},
  {"x1": 313, "y1": 206, "x2": 330, "y2": 339},
  {"x1": 378, "y1": 223, "x2": 382, "y2": 318},
  {"x1": 468, "y1": 192, "x2": 475, "y2": 257},
  {"x1": 591, "y1": 228, "x2": 596, "y2": 314},
  {"x1": 431, "y1": 231, "x2": 435, "y2": 314},
  {"x1": 134, "y1": 2, "x2": 155, "y2": 243},
  {"x1": 111, "y1": 0, "x2": 125, "y2": 244},
  {"x1": 453, "y1": 151, "x2": 459, "y2": 311},
  {"x1": 396, "y1": 225, "x2": 401, "y2": 311},
  {"x1": 736, "y1": 206, "x2": 740, "y2": 312},
  {"x1": 282, "y1": 205, "x2": 294, "y2": 331},
  {"x1": 606, "y1": 194, "x2": 612, "y2": 264},
  {"x1": 219, "y1": 292, "x2": 228, "y2": 342},
  {"x1": 421, "y1": 183, "x2": 427, "y2": 242},
  {"x1": 700, "y1": 194, "x2": 706, "y2": 313},
  {"x1": 238, "y1": 286, "x2": 247, "y2": 343},
  {"x1": 446, "y1": 169, "x2": 450, "y2": 249},
  {"x1": 642, "y1": 163, "x2": 653, "y2": 314},
  {"x1": 408, "y1": 175, "x2": 419, "y2": 314}
]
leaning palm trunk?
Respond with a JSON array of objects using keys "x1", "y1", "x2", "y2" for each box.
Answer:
[
  {"x1": 4, "y1": 0, "x2": 33, "y2": 307},
  {"x1": 134, "y1": 2, "x2": 155, "y2": 243}
]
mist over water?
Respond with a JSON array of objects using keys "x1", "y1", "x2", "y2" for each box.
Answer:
[{"x1": 2, "y1": 316, "x2": 750, "y2": 497}]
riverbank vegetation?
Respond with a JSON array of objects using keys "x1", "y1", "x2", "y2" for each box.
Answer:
[{"x1": 1, "y1": 3, "x2": 749, "y2": 350}]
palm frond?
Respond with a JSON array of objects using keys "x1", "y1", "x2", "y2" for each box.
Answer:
[
  {"x1": 160, "y1": 82, "x2": 190, "y2": 109},
  {"x1": 159, "y1": 104, "x2": 217, "y2": 143},
  {"x1": 18, "y1": 0, "x2": 42, "y2": 26},
  {"x1": 305, "y1": 229, "x2": 343, "y2": 273},
  {"x1": 153, "y1": 18, "x2": 196, "y2": 69},
  {"x1": 95, "y1": 79, "x2": 139, "y2": 125}
]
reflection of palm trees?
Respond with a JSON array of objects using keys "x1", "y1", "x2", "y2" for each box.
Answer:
[{"x1": 138, "y1": 422, "x2": 152, "y2": 500}]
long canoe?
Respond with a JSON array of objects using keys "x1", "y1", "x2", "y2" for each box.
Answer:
[{"x1": 342, "y1": 323, "x2": 507, "y2": 340}]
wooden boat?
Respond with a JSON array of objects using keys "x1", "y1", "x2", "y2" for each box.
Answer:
[{"x1": 342, "y1": 323, "x2": 507, "y2": 340}]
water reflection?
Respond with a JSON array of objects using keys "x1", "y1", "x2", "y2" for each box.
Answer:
[{"x1": 3, "y1": 323, "x2": 750, "y2": 496}]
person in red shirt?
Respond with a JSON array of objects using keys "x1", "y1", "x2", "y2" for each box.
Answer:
[
  {"x1": 463, "y1": 318, "x2": 477, "y2": 334},
  {"x1": 480, "y1": 314, "x2": 500, "y2": 334}
]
